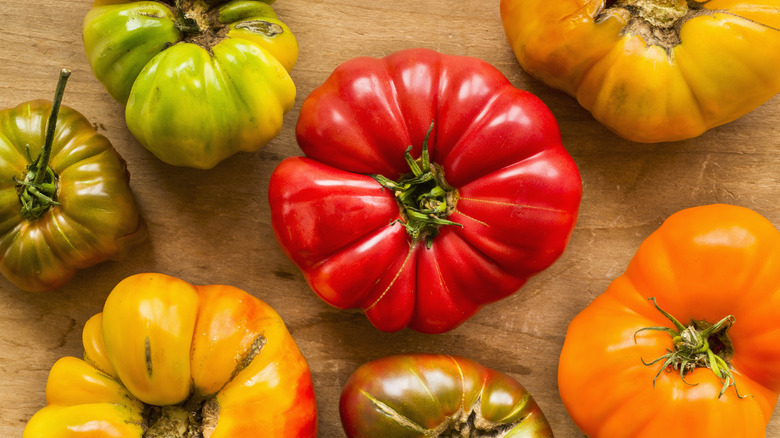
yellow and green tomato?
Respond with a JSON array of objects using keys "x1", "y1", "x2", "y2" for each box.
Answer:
[{"x1": 83, "y1": 0, "x2": 298, "y2": 168}]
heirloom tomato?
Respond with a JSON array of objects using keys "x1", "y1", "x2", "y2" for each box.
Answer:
[
  {"x1": 500, "y1": 0, "x2": 780, "y2": 143},
  {"x1": 559, "y1": 204, "x2": 780, "y2": 437},
  {"x1": 340, "y1": 354, "x2": 553, "y2": 437},
  {"x1": 83, "y1": 0, "x2": 297, "y2": 168},
  {"x1": 23, "y1": 273, "x2": 318, "y2": 438},
  {"x1": 269, "y1": 48, "x2": 582, "y2": 334},
  {"x1": 0, "y1": 70, "x2": 145, "y2": 292}
]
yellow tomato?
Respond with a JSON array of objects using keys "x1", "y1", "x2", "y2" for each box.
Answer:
[
  {"x1": 24, "y1": 273, "x2": 318, "y2": 438},
  {"x1": 500, "y1": 0, "x2": 780, "y2": 142}
]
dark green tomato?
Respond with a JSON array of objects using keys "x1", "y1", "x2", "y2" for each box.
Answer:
[
  {"x1": 83, "y1": 0, "x2": 298, "y2": 169},
  {"x1": 0, "y1": 100, "x2": 145, "y2": 292},
  {"x1": 340, "y1": 354, "x2": 553, "y2": 437}
]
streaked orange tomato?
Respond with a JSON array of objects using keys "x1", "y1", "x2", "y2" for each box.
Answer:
[{"x1": 23, "y1": 273, "x2": 318, "y2": 437}]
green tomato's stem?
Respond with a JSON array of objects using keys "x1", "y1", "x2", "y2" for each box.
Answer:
[
  {"x1": 15, "y1": 69, "x2": 70, "y2": 220},
  {"x1": 35, "y1": 69, "x2": 70, "y2": 185},
  {"x1": 370, "y1": 122, "x2": 462, "y2": 248},
  {"x1": 636, "y1": 297, "x2": 749, "y2": 399},
  {"x1": 174, "y1": 0, "x2": 203, "y2": 35}
]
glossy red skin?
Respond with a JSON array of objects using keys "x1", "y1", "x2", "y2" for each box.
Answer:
[{"x1": 270, "y1": 48, "x2": 582, "y2": 333}]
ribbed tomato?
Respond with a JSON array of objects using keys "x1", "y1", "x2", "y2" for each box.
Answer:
[
  {"x1": 501, "y1": 0, "x2": 780, "y2": 142},
  {"x1": 269, "y1": 48, "x2": 582, "y2": 333},
  {"x1": 24, "y1": 273, "x2": 318, "y2": 437},
  {"x1": 559, "y1": 204, "x2": 780, "y2": 437},
  {"x1": 341, "y1": 354, "x2": 553, "y2": 437}
]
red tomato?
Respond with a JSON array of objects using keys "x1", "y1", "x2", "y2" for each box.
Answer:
[{"x1": 269, "y1": 48, "x2": 582, "y2": 333}]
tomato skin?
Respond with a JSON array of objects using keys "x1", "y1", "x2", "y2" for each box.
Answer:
[
  {"x1": 340, "y1": 354, "x2": 553, "y2": 437},
  {"x1": 83, "y1": 0, "x2": 298, "y2": 169},
  {"x1": 0, "y1": 100, "x2": 145, "y2": 292},
  {"x1": 23, "y1": 273, "x2": 318, "y2": 438},
  {"x1": 558, "y1": 204, "x2": 780, "y2": 437},
  {"x1": 269, "y1": 48, "x2": 582, "y2": 334},
  {"x1": 500, "y1": 0, "x2": 780, "y2": 143}
]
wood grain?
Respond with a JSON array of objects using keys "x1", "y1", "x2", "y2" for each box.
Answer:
[{"x1": 1, "y1": 0, "x2": 779, "y2": 436}]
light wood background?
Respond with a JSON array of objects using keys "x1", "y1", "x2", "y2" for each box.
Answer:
[{"x1": 2, "y1": 1, "x2": 779, "y2": 436}]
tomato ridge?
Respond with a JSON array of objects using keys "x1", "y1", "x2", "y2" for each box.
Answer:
[{"x1": 128, "y1": 325, "x2": 268, "y2": 437}]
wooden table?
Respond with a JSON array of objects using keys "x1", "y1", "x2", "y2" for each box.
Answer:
[{"x1": 2, "y1": 1, "x2": 779, "y2": 436}]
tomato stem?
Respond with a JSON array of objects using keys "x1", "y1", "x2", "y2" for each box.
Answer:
[
  {"x1": 144, "y1": 398, "x2": 218, "y2": 438},
  {"x1": 371, "y1": 122, "x2": 461, "y2": 249},
  {"x1": 173, "y1": 0, "x2": 203, "y2": 35},
  {"x1": 615, "y1": 0, "x2": 689, "y2": 27},
  {"x1": 635, "y1": 297, "x2": 749, "y2": 399},
  {"x1": 15, "y1": 69, "x2": 70, "y2": 220}
]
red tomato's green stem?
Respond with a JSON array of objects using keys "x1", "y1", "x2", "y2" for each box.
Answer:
[
  {"x1": 15, "y1": 69, "x2": 70, "y2": 220},
  {"x1": 636, "y1": 297, "x2": 749, "y2": 399},
  {"x1": 371, "y1": 122, "x2": 462, "y2": 249}
]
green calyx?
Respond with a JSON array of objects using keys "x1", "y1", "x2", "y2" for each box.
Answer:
[
  {"x1": 15, "y1": 69, "x2": 70, "y2": 220},
  {"x1": 371, "y1": 123, "x2": 461, "y2": 249},
  {"x1": 636, "y1": 297, "x2": 748, "y2": 399}
]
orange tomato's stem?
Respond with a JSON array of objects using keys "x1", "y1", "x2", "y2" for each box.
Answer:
[{"x1": 636, "y1": 297, "x2": 750, "y2": 399}]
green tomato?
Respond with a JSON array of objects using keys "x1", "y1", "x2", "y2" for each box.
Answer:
[
  {"x1": 83, "y1": 0, "x2": 298, "y2": 169},
  {"x1": 0, "y1": 71, "x2": 146, "y2": 292}
]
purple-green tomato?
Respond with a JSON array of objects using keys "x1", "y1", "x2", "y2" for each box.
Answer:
[{"x1": 340, "y1": 354, "x2": 554, "y2": 437}]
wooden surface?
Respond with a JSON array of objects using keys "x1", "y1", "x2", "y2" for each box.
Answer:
[{"x1": 2, "y1": 1, "x2": 780, "y2": 436}]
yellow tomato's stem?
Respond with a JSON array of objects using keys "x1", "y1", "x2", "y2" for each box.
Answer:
[
  {"x1": 616, "y1": 0, "x2": 689, "y2": 27},
  {"x1": 143, "y1": 396, "x2": 219, "y2": 438}
]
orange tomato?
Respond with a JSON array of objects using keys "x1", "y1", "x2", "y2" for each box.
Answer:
[
  {"x1": 500, "y1": 0, "x2": 780, "y2": 143},
  {"x1": 23, "y1": 273, "x2": 318, "y2": 437},
  {"x1": 558, "y1": 204, "x2": 780, "y2": 437}
]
